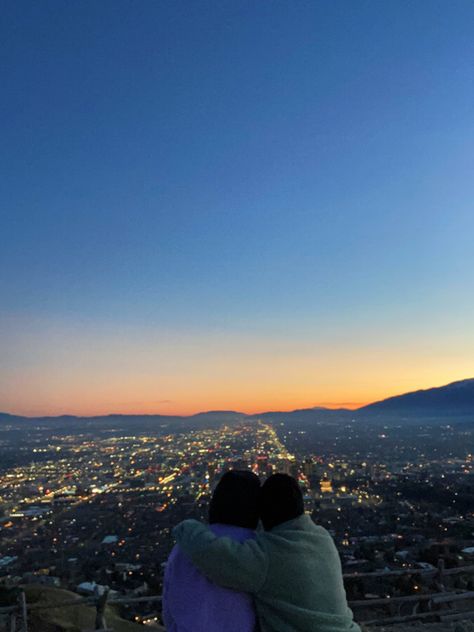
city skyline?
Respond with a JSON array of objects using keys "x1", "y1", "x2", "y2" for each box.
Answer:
[{"x1": 2, "y1": 1, "x2": 474, "y2": 417}]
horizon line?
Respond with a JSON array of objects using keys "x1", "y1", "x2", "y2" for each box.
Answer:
[
  {"x1": 0, "y1": 402, "x2": 366, "y2": 419},
  {"x1": 2, "y1": 376, "x2": 472, "y2": 419}
]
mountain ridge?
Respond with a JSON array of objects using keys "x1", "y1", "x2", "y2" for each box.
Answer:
[{"x1": 357, "y1": 377, "x2": 474, "y2": 418}]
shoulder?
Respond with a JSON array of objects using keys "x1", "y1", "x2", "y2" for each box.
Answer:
[
  {"x1": 309, "y1": 522, "x2": 335, "y2": 539},
  {"x1": 262, "y1": 517, "x2": 337, "y2": 550}
]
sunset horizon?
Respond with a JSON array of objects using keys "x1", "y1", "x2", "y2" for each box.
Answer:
[{"x1": 3, "y1": 373, "x2": 473, "y2": 418}]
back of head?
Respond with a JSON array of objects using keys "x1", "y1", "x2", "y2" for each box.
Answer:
[
  {"x1": 260, "y1": 473, "x2": 304, "y2": 531},
  {"x1": 209, "y1": 470, "x2": 260, "y2": 530}
]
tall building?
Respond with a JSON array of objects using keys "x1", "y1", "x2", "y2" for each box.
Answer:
[
  {"x1": 320, "y1": 474, "x2": 333, "y2": 494},
  {"x1": 303, "y1": 458, "x2": 313, "y2": 479}
]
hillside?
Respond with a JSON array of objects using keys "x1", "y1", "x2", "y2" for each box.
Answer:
[
  {"x1": 21, "y1": 585, "x2": 163, "y2": 632},
  {"x1": 357, "y1": 378, "x2": 474, "y2": 419}
]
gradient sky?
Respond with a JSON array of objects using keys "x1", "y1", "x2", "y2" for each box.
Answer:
[{"x1": 1, "y1": 1, "x2": 474, "y2": 417}]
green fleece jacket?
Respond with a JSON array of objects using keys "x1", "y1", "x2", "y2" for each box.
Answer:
[{"x1": 173, "y1": 514, "x2": 361, "y2": 632}]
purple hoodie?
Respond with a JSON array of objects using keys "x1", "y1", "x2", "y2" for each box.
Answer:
[{"x1": 163, "y1": 523, "x2": 256, "y2": 632}]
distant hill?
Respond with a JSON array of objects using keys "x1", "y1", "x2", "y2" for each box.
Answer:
[
  {"x1": 0, "y1": 407, "x2": 351, "y2": 428},
  {"x1": 188, "y1": 410, "x2": 248, "y2": 423},
  {"x1": 357, "y1": 378, "x2": 474, "y2": 420},
  {"x1": 255, "y1": 407, "x2": 351, "y2": 424},
  {"x1": 0, "y1": 412, "x2": 25, "y2": 423}
]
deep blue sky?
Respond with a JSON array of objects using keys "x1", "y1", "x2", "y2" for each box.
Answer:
[{"x1": 1, "y1": 1, "x2": 474, "y2": 415}]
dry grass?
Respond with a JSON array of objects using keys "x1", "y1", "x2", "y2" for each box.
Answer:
[{"x1": 22, "y1": 585, "x2": 164, "y2": 632}]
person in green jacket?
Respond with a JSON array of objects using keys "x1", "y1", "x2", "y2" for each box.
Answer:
[{"x1": 173, "y1": 473, "x2": 361, "y2": 632}]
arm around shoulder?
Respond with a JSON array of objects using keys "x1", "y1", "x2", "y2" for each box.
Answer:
[{"x1": 173, "y1": 520, "x2": 267, "y2": 593}]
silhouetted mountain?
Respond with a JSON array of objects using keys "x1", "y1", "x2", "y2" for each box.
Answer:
[
  {"x1": 0, "y1": 410, "x2": 249, "y2": 433},
  {"x1": 189, "y1": 410, "x2": 247, "y2": 421},
  {"x1": 357, "y1": 378, "x2": 474, "y2": 420},
  {"x1": 0, "y1": 412, "x2": 24, "y2": 423},
  {"x1": 254, "y1": 407, "x2": 351, "y2": 424}
]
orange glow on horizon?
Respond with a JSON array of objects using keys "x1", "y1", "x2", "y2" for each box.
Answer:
[
  {"x1": 0, "y1": 379, "x2": 463, "y2": 419},
  {"x1": 4, "y1": 366, "x2": 470, "y2": 417},
  {"x1": 2, "y1": 317, "x2": 473, "y2": 418}
]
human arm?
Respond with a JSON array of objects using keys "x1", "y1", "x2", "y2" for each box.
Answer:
[
  {"x1": 173, "y1": 519, "x2": 267, "y2": 593},
  {"x1": 161, "y1": 553, "x2": 176, "y2": 631}
]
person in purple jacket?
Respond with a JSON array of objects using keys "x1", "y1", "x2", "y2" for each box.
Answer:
[{"x1": 162, "y1": 470, "x2": 260, "y2": 632}]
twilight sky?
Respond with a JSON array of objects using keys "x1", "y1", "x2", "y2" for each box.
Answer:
[{"x1": 1, "y1": 1, "x2": 474, "y2": 417}]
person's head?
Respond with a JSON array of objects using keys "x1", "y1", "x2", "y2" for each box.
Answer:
[
  {"x1": 260, "y1": 473, "x2": 304, "y2": 531},
  {"x1": 208, "y1": 470, "x2": 260, "y2": 530}
]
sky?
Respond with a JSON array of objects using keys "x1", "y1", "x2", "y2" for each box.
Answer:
[{"x1": 1, "y1": 0, "x2": 474, "y2": 417}]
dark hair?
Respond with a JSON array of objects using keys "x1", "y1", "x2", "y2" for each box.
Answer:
[
  {"x1": 260, "y1": 473, "x2": 304, "y2": 531},
  {"x1": 208, "y1": 470, "x2": 260, "y2": 529}
]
